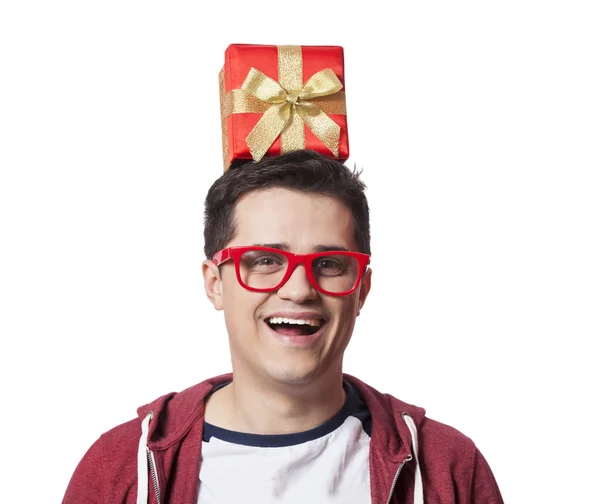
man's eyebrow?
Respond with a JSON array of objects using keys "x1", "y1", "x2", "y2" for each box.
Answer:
[
  {"x1": 252, "y1": 243, "x2": 289, "y2": 251},
  {"x1": 251, "y1": 243, "x2": 351, "y2": 253},
  {"x1": 313, "y1": 245, "x2": 351, "y2": 253}
]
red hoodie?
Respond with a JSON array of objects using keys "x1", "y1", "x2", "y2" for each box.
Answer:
[{"x1": 63, "y1": 373, "x2": 503, "y2": 504}]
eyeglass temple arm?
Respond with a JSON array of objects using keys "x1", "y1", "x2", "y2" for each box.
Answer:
[{"x1": 212, "y1": 248, "x2": 231, "y2": 266}]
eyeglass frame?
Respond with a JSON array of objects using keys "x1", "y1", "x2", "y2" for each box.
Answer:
[{"x1": 211, "y1": 246, "x2": 371, "y2": 297}]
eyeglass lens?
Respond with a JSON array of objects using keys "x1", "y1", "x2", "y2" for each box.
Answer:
[{"x1": 238, "y1": 250, "x2": 360, "y2": 293}]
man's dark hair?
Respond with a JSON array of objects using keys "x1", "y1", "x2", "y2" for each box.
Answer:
[{"x1": 203, "y1": 150, "x2": 370, "y2": 258}]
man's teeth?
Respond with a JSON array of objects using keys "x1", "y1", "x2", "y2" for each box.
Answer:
[{"x1": 268, "y1": 317, "x2": 321, "y2": 327}]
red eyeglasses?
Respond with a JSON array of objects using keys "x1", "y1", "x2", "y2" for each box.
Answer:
[{"x1": 212, "y1": 246, "x2": 371, "y2": 296}]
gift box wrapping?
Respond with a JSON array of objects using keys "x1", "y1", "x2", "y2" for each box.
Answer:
[{"x1": 219, "y1": 44, "x2": 349, "y2": 171}]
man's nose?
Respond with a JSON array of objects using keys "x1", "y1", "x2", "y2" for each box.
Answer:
[{"x1": 276, "y1": 264, "x2": 318, "y2": 302}]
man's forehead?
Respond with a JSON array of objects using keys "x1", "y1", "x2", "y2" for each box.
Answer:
[
  {"x1": 229, "y1": 189, "x2": 357, "y2": 250},
  {"x1": 234, "y1": 189, "x2": 351, "y2": 221},
  {"x1": 236, "y1": 187, "x2": 339, "y2": 206}
]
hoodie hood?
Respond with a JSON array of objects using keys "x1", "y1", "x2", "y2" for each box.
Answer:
[
  {"x1": 137, "y1": 373, "x2": 425, "y2": 504},
  {"x1": 136, "y1": 373, "x2": 426, "y2": 456},
  {"x1": 135, "y1": 373, "x2": 427, "y2": 504}
]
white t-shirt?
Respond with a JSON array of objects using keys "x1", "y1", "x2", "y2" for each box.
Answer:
[{"x1": 198, "y1": 381, "x2": 372, "y2": 504}]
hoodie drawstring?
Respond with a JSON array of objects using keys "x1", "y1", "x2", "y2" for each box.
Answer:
[
  {"x1": 137, "y1": 411, "x2": 153, "y2": 504},
  {"x1": 403, "y1": 413, "x2": 424, "y2": 504}
]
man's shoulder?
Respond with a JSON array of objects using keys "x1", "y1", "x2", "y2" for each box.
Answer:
[
  {"x1": 419, "y1": 414, "x2": 478, "y2": 456},
  {"x1": 97, "y1": 416, "x2": 142, "y2": 448}
]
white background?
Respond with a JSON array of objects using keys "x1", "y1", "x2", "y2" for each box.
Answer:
[{"x1": 1, "y1": 1, "x2": 599, "y2": 502}]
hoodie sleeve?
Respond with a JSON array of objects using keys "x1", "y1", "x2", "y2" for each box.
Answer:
[
  {"x1": 470, "y1": 448, "x2": 504, "y2": 504},
  {"x1": 62, "y1": 438, "x2": 105, "y2": 504}
]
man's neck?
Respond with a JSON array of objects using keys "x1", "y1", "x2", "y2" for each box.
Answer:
[{"x1": 204, "y1": 370, "x2": 346, "y2": 435}]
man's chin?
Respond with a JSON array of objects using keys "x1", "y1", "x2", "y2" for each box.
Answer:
[{"x1": 259, "y1": 362, "x2": 323, "y2": 388}]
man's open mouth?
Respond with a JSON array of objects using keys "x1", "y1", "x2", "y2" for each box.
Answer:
[{"x1": 266, "y1": 317, "x2": 324, "y2": 336}]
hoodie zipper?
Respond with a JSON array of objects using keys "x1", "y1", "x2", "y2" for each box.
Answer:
[
  {"x1": 146, "y1": 448, "x2": 161, "y2": 504},
  {"x1": 385, "y1": 455, "x2": 412, "y2": 504}
]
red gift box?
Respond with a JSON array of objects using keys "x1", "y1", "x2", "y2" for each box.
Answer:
[{"x1": 219, "y1": 44, "x2": 349, "y2": 171}]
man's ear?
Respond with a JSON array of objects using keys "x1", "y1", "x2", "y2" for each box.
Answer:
[
  {"x1": 202, "y1": 259, "x2": 224, "y2": 311},
  {"x1": 357, "y1": 267, "x2": 372, "y2": 316}
]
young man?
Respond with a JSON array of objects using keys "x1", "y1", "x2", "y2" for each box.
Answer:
[{"x1": 63, "y1": 150, "x2": 504, "y2": 503}]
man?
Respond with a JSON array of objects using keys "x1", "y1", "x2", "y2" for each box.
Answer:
[{"x1": 63, "y1": 150, "x2": 504, "y2": 503}]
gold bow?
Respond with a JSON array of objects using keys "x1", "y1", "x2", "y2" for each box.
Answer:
[{"x1": 223, "y1": 45, "x2": 346, "y2": 164}]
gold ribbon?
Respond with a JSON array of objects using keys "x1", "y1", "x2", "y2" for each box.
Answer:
[{"x1": 224, "y1": 45, "x2": 346, "y2": 163}]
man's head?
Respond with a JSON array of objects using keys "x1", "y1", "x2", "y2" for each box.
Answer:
[{"x1": 202, "y1": 150, "x2": 372, "y2": 387}]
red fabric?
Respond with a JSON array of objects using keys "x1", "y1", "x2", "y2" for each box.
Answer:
[
  {"x1": 223, "y1": 44, "x2": 350, "y2": 165},
  {"x1": 62, "y1": 373, "x2": 504, "y2": 504}
]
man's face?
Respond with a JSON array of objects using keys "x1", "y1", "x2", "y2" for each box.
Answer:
[{"x1": 203, "y1": 187, "x2": 371, "y2": 387}]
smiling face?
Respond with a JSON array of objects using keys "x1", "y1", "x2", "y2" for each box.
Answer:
[{"x1": 203, "y1": 187, "x2": 371, "y2": 388}]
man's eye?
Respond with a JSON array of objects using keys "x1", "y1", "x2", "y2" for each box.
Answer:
[
  {"x1": 315, "y1": 259, "x2": 345, "y2": 274},
  {"x1": 247, "y1": 254, "x2": 285, "y2": 269},
  {"x1": 255, "y1": 257, "x2": 277, "y2": 266},
  {"x1": 318, "y1": 259, "x2": 339, "y2": 268}
]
